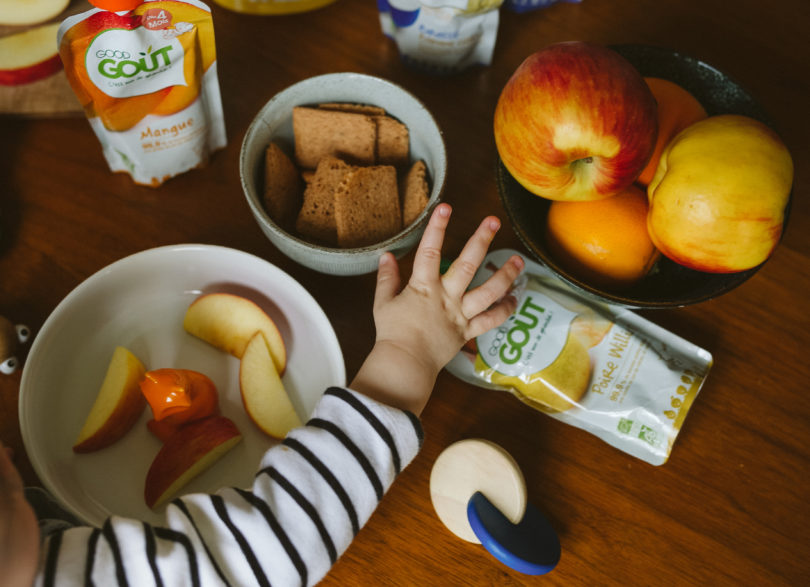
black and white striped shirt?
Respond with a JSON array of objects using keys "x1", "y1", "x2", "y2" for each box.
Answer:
[{"x1": 35, "y1": 387, "x2": 424, "y2": 586}]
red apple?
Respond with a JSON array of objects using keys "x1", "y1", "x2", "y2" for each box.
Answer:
[
  {"x1": 493, "y1": 41, "x2": 658, "y2": 201},
  {"x1": 73, "y1": 346, "x2": 147, "y2": 453},
  {"x1": 144, "y1": 415, "x2": 242, "y2": 508},
  {"x1": 0, "y1": 23, "x2": 63, "y2": 86}
]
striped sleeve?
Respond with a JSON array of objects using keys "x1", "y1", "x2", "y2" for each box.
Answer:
[{"x1": 35, "y1": 387, "x2": 423, "y2": 587}]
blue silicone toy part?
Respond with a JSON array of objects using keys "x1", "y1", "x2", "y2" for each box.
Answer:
[{"x1": 467, "y1": 491, "x2": 560, "y2": 575}]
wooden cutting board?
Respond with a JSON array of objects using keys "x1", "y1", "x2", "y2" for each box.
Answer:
[{"x1": 0, "y1": 0, "x2": 91, "y2": 117}]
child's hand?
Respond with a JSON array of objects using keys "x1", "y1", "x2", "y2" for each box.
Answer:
[
  {"x1": 350, "y1": 203, "x2": 523, "y2": 415},
  {"x1": 0, "y1": 441, "x2": 39, "y2": 587}
]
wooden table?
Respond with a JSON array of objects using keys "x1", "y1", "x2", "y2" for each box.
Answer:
[{"x1": 2, "y1": 0, "x2": 809, "y2": 584}]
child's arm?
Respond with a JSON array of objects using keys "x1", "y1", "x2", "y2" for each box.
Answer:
[{"x1": 27, "y1": 204, "x2": 521, "y2": 586}]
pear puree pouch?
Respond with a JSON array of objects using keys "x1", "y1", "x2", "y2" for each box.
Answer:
[
  {"x1": 57, "y1": 0, "x2": 226, "y2": 186},
  {"x1": 445, "y1": 249, "x2": 713, "y2": 466}
]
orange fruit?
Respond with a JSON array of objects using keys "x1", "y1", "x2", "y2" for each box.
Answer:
[
  {"x1": 637, "y1": 77, "x2": 708, "y2": 186},
  {"x1": 545, "y1": 184, "x2": 660, "y2": 289}
]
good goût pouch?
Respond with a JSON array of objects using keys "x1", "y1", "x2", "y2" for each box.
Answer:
[
  {"x1": 58, "y1": 0, "x2": 226, "y2": 186},
  {"x1": 445, "y1": 249, "x2": 713, "y2": 466}
]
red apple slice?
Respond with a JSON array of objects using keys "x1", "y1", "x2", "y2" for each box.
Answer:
[
  {"x1": 0, "y1": 0, "x2": 70, "y2": 26},
  {"x1": 144, "y1": 415, "x2": 242, "y2": 509},
  {"x1": 73, "y1": 346, "x2": 147, "y2": 453},
  {"x1": 0, "y1": 23, "x2": 63, "y2": 86},
  {"x1": 239, "y1": 332, "x2": 302, "y2": 439},
  {"x1": 183, "y1": 293, "x2": 287, "y2": 373}
]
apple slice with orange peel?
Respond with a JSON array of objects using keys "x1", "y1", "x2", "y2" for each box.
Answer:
[
  {"x1": 239, "y1": 332, "x2": 302, "y2": 439},
  {"x1": 144, "y1": 415, "x2": 242, "y2": 509},
  {"x1": 0, "y1": 0, "x2": 70, "y2": 26},
  {"x1": 183, "y1": 293, "x2": 287, "y2": 373},
  {"x1": 73, "y1": 346, "x2": 147, "y2": 453},
  {"x1": 0, "y1": 23, "x2": 63, "y2": 86}
]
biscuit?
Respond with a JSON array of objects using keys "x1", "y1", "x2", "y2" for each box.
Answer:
[
  {"x1": 319, "y1": 103, "x2": 387, "y2": 116},
  {"x1": 375, "y1": 115, "x2": 410, "y2": 166},
  {"x1": 263, "y1": 142, "x2": 302, "y2": 230},
  {"x1": 295, "y1": 156, "x2": 352, "y2": 246},
  {"x1": 334, "y1": 165, "x2": 402, "y2": 248},
  {"x1": 401, "y1": 159, "x2": 430, "y2": 226},
  {"x1": 293, "y1": 106, "x2": 376, "y2": 168}
]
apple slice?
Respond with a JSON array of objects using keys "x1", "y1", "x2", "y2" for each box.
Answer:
[
  {"x1": 183, "y1": 293, "x2": 287, "y2": 373},
  {"x1": 239, "y1": 332, "x2": 302, "y2": 439},
  {"x1": 73, "y1": 346, "x2": 147, "y2": 453},
  {"x1": 144, "y1": 415, "x2": 242, "y2": 509},
  {"x1": 0, "y1": 23, "x2": 63, "y2": 86},
  {"x1": 0, "y1": 0, "x2": 70, "y2": 26}
]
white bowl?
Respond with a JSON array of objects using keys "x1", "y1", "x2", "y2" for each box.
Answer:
[
  {"x1": 240, "y1": 72, "x2": 447, "y2": 276},
  {"x1": 19, "y1": 244, "x2": 345, "y2": 526}
]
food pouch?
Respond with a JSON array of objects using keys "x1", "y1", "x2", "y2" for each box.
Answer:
[
  {"x1": 378, "y1": 0, "x2": 504, "y2": 74},
  {"x1": 445, "y1": 250, "x2": 713, "y2": 466},
  {"x1": 57, "y1": 0, "x2": 227, "y2": 186},
  {"x1": 504, "y1": 0, "x2": 581, "y2": 13}
]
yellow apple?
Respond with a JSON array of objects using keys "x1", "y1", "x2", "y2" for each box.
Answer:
[
  {"x1": 183, "y1": 293, "x2": 287, "y2": 373},
  {"x1": 144, "y1": 415, "x2": 242, "y2": 509},
  {"x1": 73, "y1": 346, "x2": 147, "y2": 453},
  {"x1": 647, "y1": 114, "x2": 794, "y2": 273},
  {"x1": 239, "y1": 332, "x2": 302, "y2": 439},
  {"x1": 494, "y1": 41, "x2": 658, "y2": 201}
]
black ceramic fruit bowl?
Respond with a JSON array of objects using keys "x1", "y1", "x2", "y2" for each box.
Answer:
[{"x1": 497, "y1": 44, "x2": 790, "y2": 309}]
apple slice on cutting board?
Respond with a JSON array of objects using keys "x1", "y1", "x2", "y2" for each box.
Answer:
[
  {"x1": 73, "y1": 346, "x2": 147, "y2": 453},
  {"x1": 144, "y1": 415, "x2": 242, "y2": 509},
  {"x1": 239, "y1": 332, "x2": 302, "y2": 439},
  {"x1": 0, "y1": 0, "x2": 70, "y2": 26},
  {"x1": 183, "y1": 292, "x2": 287, "y2": 373}
]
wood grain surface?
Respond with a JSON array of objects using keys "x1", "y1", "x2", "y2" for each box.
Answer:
[{"x1": 1, "y1": 0, "x2": 808, "y2": 585}]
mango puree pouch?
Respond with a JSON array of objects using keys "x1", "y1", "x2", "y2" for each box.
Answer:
[
  {"x1": 445, "y1": 249, "x2": 713, "y2": 466},
  {"x1": 57, "y1": 0, "x2": 226, "y2": 186}
]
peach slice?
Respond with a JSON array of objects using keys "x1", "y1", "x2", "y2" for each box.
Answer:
[
  {"x1": 144, "y1": 415, "x2": 241, "y2": 508},
  {"x1": 73, "y1": 346, "x2": 147, "y2": 453},
  {"x1": 183, "y1": 293, "x2": 287, "y2": 373},
  {"x1": 239, "y1": 332, "x2": 302, "y2": 439}
]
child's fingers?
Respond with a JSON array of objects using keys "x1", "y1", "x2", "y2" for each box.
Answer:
[
  {"x1": 373, "y1": 252, "x2": 401, "y2": 312},
  {"x1": 411, "y1": 203, "x2": 451, "y2": 283},
  {"x1": 461, "y1": 254, "x2": 523, "y2": 319},
  {"x1": 466, "y1": 295, "x2": 519, "y2": 340},
  {"x1": 443, "y1": 216, "x2": 501, "y2": 298}
]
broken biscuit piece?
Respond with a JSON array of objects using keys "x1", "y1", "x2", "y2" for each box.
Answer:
[
  {"x1": 263, "y1": 142, "x2": 302, "y2": 230},
  {"x1": 401, "y1": 159, "x2": 430, "y2": 226},
  {"x1": 295, "y1": 156, "x2": 353, "y2": 246},
  {"x1": 334, "y1": 165, "x2": 402, "y2": 248}
]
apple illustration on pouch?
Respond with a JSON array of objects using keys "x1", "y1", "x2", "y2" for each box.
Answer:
[
  {"x1": 493, "y1": 41, "x2": 658, "y2": 202},
  {"x1": 0, "y1": 23, "x2": 63, "y2": 86}
]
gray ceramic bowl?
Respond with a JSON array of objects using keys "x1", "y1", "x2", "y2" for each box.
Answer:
[
  {"x1": 240, "y1": 73, "x2": 446, "y2": 276},
  {"x1": 498, "y1": 44, "x2": 791, "y2": 309}
]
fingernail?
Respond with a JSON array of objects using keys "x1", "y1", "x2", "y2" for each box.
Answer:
[
  {"x1": 437, "y1": 204, "x2": 451, "y2": 217},
  {"x1": 488, "y1": 218, "x2": 501, "y2": 231}
]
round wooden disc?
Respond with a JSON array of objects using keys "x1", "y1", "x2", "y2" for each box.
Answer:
[{"x1": 429, "y1": 438, "x2": 527, "y2": 543}]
